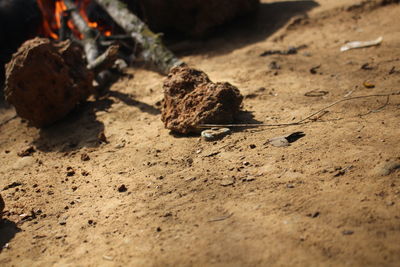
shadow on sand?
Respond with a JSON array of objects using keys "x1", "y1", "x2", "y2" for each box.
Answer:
[
  {"x1": 0, "y1": 219, "x2": 21, "y2": 251},
  {"x1": 171, "y1": 1, "x2": 319, "y2": 56}
]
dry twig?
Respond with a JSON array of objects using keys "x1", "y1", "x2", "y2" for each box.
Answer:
[{"x1": 197, "y1": 92, "x2": 400, "y2": 129}]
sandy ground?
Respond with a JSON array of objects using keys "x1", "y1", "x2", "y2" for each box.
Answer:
[{"x1": 0, "y1": 0, "x2": 400, "y2": 266}]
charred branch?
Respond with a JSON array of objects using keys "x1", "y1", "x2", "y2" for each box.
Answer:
[
  {"x1": 63, "y1": 0, "x2": 100, "y2": 64},
  {"x1": 94, "y1": 0, "x2": 183, "y2": 74}
]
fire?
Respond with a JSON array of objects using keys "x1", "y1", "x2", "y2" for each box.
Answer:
[{"x1": 36, "y1": 0, "x2": 111, "y2": 40}]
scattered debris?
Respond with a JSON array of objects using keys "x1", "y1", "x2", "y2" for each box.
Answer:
[
  {"x1": 268, "y1": 132, "x2": 305, "y2": 147},
  {"x1": 309, "y1": 65, "x2": 321, "y2": 74},
  {"x1": 161, "y1": 66, "x2": 243, "y2": 134},
  {"x1": 304, "y1": 90, "x2": 329, "y2": 97},
  {"x1": 260, "y1": 45, "x2": 307, "y2": 56},
  {"x1": 363, "y1": 81, "x2": 375, "y2": 88},
  {"x1": 4, "y1": 38, "x2": 93, "y2": 127},
  {"x1": 340, "y1": 36, "x2": 383, "y2": 52},
  {"x1": 201, "y1": 128, "x2": 231, "y2": 141}
]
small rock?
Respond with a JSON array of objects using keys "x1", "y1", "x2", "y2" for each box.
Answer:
[
  {"x1": 363, "y1": 81, "x2": 375, "y2": 89},
  {"x1": 269, "y1": 61, "x2": 281, "y2": 70},
  {"x1": 114, "y1": 143, "x2": 125, "y2": 149},
  {"x1": 249, "y1": 144, "x2": 256, "y2": 149},
  {"x1": 342, "y1": 230, "x2": 354, "y2": 235},
  {"x1": 66, "y1": 168, "x2": 75, "y2": 177},
  {"x1": 306, "y1": 211, "x2": 320, "y2": 218},
  {"x1": 269, "y1": 136, "x2": 290, "y2": 147},
  {"x1": 376, "y1": 161, "x2": 400, "y2": 176},
  {"x1": 17, "y1": 145, "x2": 35, "y2": 157},
  {"x1": 286, "y1": 184, "x2": 295, "y2": 188},
  {"x1": 242, "y1": 177, "x2": 255, "y2": 182},
  {"x1": 201, "y1": 128, "x2": 231, "y2": 141},
  {"x1": 80, "y1": 153, "x2": 90, "y2": 161},
  {"x1": 98, "y1": 132, "x2": 108, "y2": 143},
  {"x1": 118, "y1": 184, "x2": 128, "y2": 193},
  {"x1": 220, "y1": 177, "x2": 235, "y2": 186}
]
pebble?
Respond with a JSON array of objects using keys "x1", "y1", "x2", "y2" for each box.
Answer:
[
  {"x1": 269, "y1": 136, "x2": 290, "y2": 147},
  {"x1": 118, "y1": 184, "x2": 128, "y2": 192},
  {"x1": 376, "y1": 161, "x2": 400, "y2": 176},
  {"x1": 201, "y1": 128, "x2": 231, "y2": 141},
  {"x1": 342, "y1": 230, "x2": 354, "y2": 235},
  {"x1": 220, "y1": 177, "x2": 235, "y2": 186}
]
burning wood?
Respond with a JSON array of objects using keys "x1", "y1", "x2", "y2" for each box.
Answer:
[{"x1": 94, "y1": 0, "x2": 183, "y2": 74}]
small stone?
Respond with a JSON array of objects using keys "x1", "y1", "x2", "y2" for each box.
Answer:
[
  {"x1": 80, "y1": 153, "x2": 90, "y2": 161},
  {"x1": 342, "y1": 230, "x2": 354, "y2": 235},
  {"x1": 156, "y1": 227, "x2": 162, "y2": 232},
  {"x1": 242, "y1": 177, "x2": 255, "y2": 182},
  {"x1": 286, "y1": 184, "x2": 295, "y2": 188},
  {"x1": 114, "y1": 143, "x2": 125, "y2": 149},
  {"x1": 17, "y1": 145, "x2": 35, "y2": 157},
  {"x1": 220, "y1": 177, "x2": 235, "y2": 186},
  {"x1": 201, "y1": 128, "x2": 231, "y2": 141},
  {"x1": 98, "y1": 132, "x2": 108, "y2": 143},
  {"x1": 66, "y1": 169, "x2": 75, "y2": 177},
  {"x1": 117, "y1": 184, "x2": 127, "y2": 192},
  {"x1": 306, "y1": 212, "x2": 320, "y2": 218},
  {"x1": 269, "y1": 136, "x2": 290, "y2": 147},
  {"x1": 376, "y1": 161, "x2": 400, "y2": 176},
  {"x1": 249, "y1": 144, "x2": 256, "y2": 149}
]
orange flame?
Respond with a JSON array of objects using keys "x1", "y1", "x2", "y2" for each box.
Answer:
[{"x1": 36, "y1": 0, "x2": 112, "y2": 40}]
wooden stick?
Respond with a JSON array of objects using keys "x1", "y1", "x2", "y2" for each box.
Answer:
[
  {"x1": 94, "y1": 0, "x2": 183, "y2": 74},
  {"x1": 87, "y1": 44, "x2": 119, "y2": 73},
  {"x1": 63, "y1": 0, "x2": 99, "y2": 64}
]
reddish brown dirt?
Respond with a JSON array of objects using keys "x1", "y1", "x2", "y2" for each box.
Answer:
[{"x1": 0, "y1": 0, "x2": 400, "y2": 266}]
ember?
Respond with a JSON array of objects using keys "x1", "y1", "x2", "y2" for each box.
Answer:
[{"x1": 36, "y1": 0, "x2": 112, "y2": 40}]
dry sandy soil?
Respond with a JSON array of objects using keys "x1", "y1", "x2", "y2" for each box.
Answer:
[{"x1": 1, "y1": 0, "x2": 400, "y2": 266}]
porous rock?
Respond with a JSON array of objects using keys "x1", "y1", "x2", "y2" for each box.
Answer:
[
  {"x1": 135, "y1": 0, "x2": 260, "y2": 37},
  {"x1": 0, "y1": 193, "x2": 4, "y2": 220},
  {"x1": 161, "y1": 66, "x2": 243, "y2": 134},
  {"x1": 4, "y1": 37, "x2": 93, "y2": 127}
]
